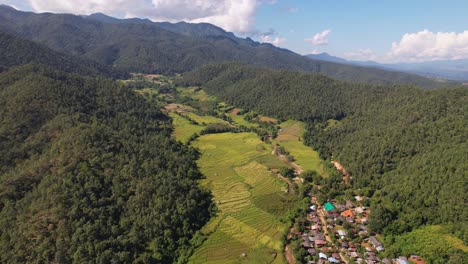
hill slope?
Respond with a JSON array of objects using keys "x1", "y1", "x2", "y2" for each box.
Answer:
[
  {"x1": 0, "y1": 30, "x2": 126, "y2": 78},
  {"x1": 0, "y1": 5, "x2": 445, "y2": 87},
  {"x1": 0, "y1": 65, "x2": 212, "y2": 263}
]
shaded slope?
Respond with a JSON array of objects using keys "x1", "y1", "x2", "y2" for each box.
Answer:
[{"x1": 0, "y1": 30, "x2": 127, "y2": 78}]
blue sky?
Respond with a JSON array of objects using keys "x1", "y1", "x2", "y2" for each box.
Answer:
[
  {"x1": 254, "y1": 0, "x2": 468, "y2": 58},
  {"x1": 1, "y1": 0, "x2": 467, "y2": 62}
]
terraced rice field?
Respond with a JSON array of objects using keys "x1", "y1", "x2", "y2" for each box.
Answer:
[
  {"x1": 230, "y1": 114, "x2": 260, "y2": 128},
  {"x1": 189, "y1": 133, "x2": 296, "y2": 264},
  {"x1": 170, "y1": 110, "x2": 227, "y2": 143},
  {"x1": 276, "y1": 120, "x2": 325, "y2": 174},
  {"x1": 169, "y1": 112, "x2": 204, "y2": 143},
  {"x1": 186, "y1": 112, "x2": 228, "y2": 125}
]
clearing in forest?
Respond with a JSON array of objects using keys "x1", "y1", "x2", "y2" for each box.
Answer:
[
  {"x1": 189, "y1": 133, "x2": 298, "y2": 264},
  {"x1": 169, "y1": 108, "x2": 227, "y2": 143},
  {"x1": 169, "y1": 112, "x2": 204, "y2": 143},
  {"x1": 276, "y1": 120, "x2": 325, "y2": 174}
]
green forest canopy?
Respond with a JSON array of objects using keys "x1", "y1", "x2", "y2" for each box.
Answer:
[{"x1": 0, "y1": 65, "x2": 212, "y2": 263}]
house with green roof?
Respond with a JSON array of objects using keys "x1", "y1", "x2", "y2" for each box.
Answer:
[{"x1": 324, "y1": 202, "x2": 336, "y2": 212}]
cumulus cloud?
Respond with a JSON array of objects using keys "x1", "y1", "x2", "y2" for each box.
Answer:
[
  {"x1": 306, "y1": 29, "x2": 331, "y2": 46},
  {"x1": 344, "y1": 30, "x2": 468, "y2": 62},
  {"x1": 260, "y1": 35, "x2": 286, "y2": 47},
  {"x1": 27, "y1": 0, "x2": 265, "y2": 33},
  {"x1": 389, "y1": 29, "x2": 468, "y2": 61},
  {"x1": 310, "y1": 49, "x2": 320, "y2": 55}
]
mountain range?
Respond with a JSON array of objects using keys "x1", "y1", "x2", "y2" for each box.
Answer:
[
  {"x1": 0, "y1": 30, "x2": 127, "y2": 78},
  {"x1": 0, "y1": 5, "x2": 452, "y2": 88},
  {"x1": 306, "y1": 53, "x2": 468, "y2": 81}
]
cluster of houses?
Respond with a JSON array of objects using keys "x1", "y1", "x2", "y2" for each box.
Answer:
[{"x1": 296, "y1": 195, "x2": 424, "y2": 264}]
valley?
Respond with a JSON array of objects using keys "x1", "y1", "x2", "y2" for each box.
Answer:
[
  {"x1": 0, "y1": 5, "x2": 466, "y2": 264},
  {"x1": 134, "y1": 74, "x2": 389, "y2": 264},
  {"x1": 137, "y1": 74, "x2": 322, "y2": 263},
  {"x1": 134, "y1": 72, "x2": 467, "y2": 264}
]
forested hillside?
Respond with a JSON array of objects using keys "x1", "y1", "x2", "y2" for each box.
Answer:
[
  {"x1": 0, "y1": 65, "x2": 212, "y2": 263},
  {"x1": 0, "y1": 5, "x2": 445, "y2": 87},
  {"x1": 180, "y1": 63, "x2": 468, "y2": 254},
  {"x1": 0, "y1": 30, "x2": 127, "y2": 78}
]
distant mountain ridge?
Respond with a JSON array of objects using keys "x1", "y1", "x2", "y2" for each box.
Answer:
[
  {"x1": 0, "y1": 30, "x2": 126, "y2": 78},
  {"x1": 306, "y1": 53, "x2": 468, "y2": 81},
  {"x1": 0, "y1": 5, "x2": 451, "y2": 87}
]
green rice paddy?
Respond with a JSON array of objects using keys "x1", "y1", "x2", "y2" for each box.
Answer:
[
  {"x1": 189, "y1": 133, "x2": 296, "y2": 264},
  {"x1": 276, "y1": 120, "x2": 325, "y2": 174},
  {"x1": 169, "y1": 112, "x2": 204, "y2": 143}
]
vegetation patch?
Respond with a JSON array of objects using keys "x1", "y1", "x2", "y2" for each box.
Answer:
[
  {"x1": 275, "y1": 120, "x2": 325, "y2": 174},
  {"x1": 169, "y1": 112, "x2": 204, "y2": 143},
  {"x1": 259, "y1": 116, "x2": 278, "y2": 123},
  {"x1": 189, "y1": 133, "x2": 298, "y2": 263},
  {"x1": 385, "y1": 225, "x2": 467, "y2": 263}
]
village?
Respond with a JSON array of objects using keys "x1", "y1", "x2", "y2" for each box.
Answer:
[{"x1": 287, "y1": 162, "x2": 426, "y2": 264}]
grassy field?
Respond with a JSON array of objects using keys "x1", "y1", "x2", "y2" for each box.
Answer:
[
  {"x1": 186, "y1": 112, "x2": 228, "y2": 125},
  {"x1": 169, "y1": 108, "x2": 227, "y2": 143},
  {"x1": 177, "y1": 87, "x2": 218, "y2": 112},
  {"x1": 275, "y1": 120, "x2": 325, "y2": 174},
  {"x1": 189, "y1": 133, "x2": 297, "y2": 264},
  {"x1": 231, "y1": 115, "x2": 260, "y2": 128},
  {"x1": 169, "y1": 112, "x2": 204, "y2": 143}
]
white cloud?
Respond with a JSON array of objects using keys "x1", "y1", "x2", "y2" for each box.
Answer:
[
  {"x1": 310, "y1": 48, "x2": 320, "y2": 54},
  {"x1": 260, "y1": 35, "x2": 286, "y2": 47},
  {"x1": 28, "y1": 0, "x2": 263, "y2": 33},
  {"x1": 388, "y1": 29, "x2": 468, "y2": 62},
  {"x1": 306, "y1": 29, "x2": 331, "y2": 46},
  {"x1": 344, "y1": 30, "x2": 468, "y2": 63}
]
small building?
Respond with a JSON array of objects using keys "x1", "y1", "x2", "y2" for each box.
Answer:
[
  {"x1": 346, "y1": 200, "x2": 355, "y2": 208},
  {"x1": 341, "y1": 209, "x2": 355, "y2": 218},
  {"x1": 408, "y1": 255, "x2": 425, "y2": 264},
  {"x1": 328, "y1": 257, "x2": 339, "y2": 263},
  {"x1": 381, "y1": 258, "x2": 392, "y2": 264},
  {"x1": 310, "y1": 205, "x2": 317, "y2": 211},
  {"x1": 337, "y1": 229, "x2": 347, "y2": 238},
  {"x1": 324, "y1": 202, "x2": 336, "y2": 213},
  {"x1": 369, "y1": 236, "x2": 384, "y2": 252},
  {"x1": 319, "y1": 252, "x2": 327, "y2": 259},
  {"x1": 336, "y1": 204, "x2": 346, "y2": 211},
  {"x1": 354, "y1": 207, "x2": 364, "y2": 214},
  {"x1": 307, "y1": 248, "x2": 317, "y2": 255},
  {"x1": 395, "y1": 257, "x2": 410, "y2": 264},
  {"x1": 315, "y1": 239, "x2": 327, "y2": 247}
]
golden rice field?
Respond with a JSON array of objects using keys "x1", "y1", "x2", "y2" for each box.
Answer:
[{"x1": 189, "y1": 133, "x2": 296, "y2": 264}]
